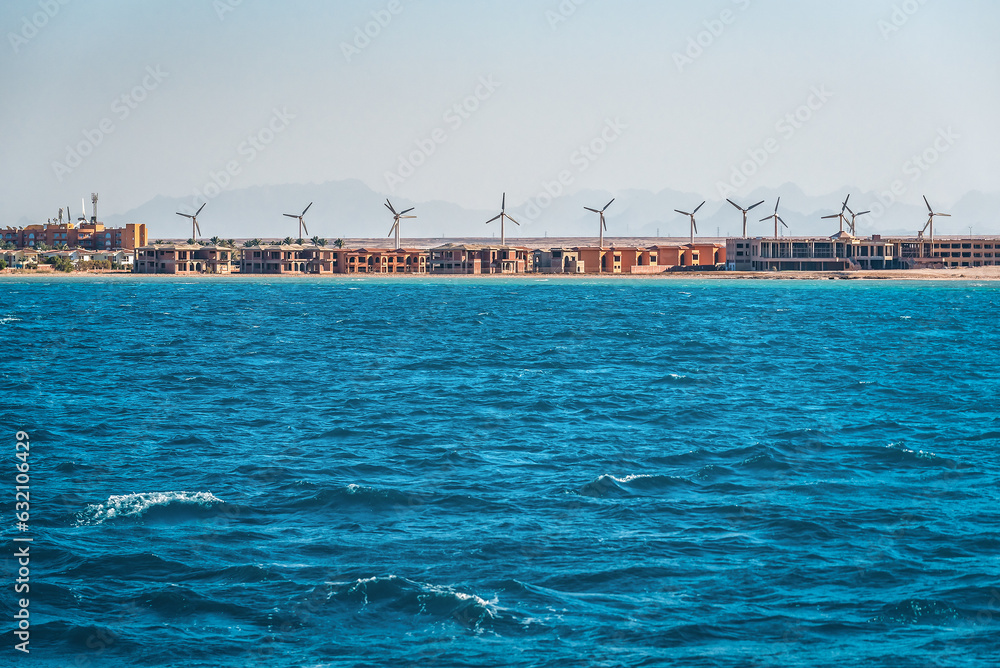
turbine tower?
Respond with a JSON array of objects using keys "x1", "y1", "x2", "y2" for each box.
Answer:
[
  {"x1": 760, "y1": 198, "x2": 788, "y2": 239},
  {"x1": 384, "y1": 199, "x2": 415, "y2": 250},
  {"x1": 844, "y1": 205, "x2": 870, "y2": 236},
  {"x1": 821, "y1": 194, "x2": 852, "y2": 234},
  {"x1": 726, "y1": 198, "x2": 765, "y2": 237},
  {"x1": 919, "y1": 195, "x2": 950, "y2": 241},
  {"x1": 484, "y1": 193, "x2": 519, "y2": 246},
  {"x1": 283, "y1": 202, "x2": 313, "y2": 241},
  {"x1": 584, "y1": 198, "x2": 615, "y2": 249},
  {"x1": 176, "y1": 203, "x2": 206, "y2": 242},
  {"x1": 674, "y1": 201, "x2": 705, "y2": 244}
]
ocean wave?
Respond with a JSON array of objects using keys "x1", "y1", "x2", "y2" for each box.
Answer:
[
  {"x1": 576, "y1": 473, "x2": 695, "y2": 498},
  {"x1": 326, "y1": 575, "x2": 501, "y2": 631},
  {"x1": 75, "y1": 491, "x2": 224, "y2": 526}
]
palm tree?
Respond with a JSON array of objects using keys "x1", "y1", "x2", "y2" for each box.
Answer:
[
  {"x1": 311, "y1": 236, "x2": 328, "y2": 247},
  {"x1": 210, "y1": 235, "x2": 222, "y2": 246},
  {"x1": 334, "y1": 238, "x2": 344, "y2": 248},
  {"x1": 282, "y1": 236, "x2": 294, "y2": 246},
  {"x1": 226, "y1": 239, "x2": 236, "y2": 248},
  {"x1": 243, "y1": 238, "x2": 261, "y2": 248},
  {"x1": 295, "y1": 237, "x2": 304, "y2": 245}
]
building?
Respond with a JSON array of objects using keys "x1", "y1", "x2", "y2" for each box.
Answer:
[
  {"x1": 337, "y1": 248, "x2": 428, "y2": 274},
  {"x1": 134, "y1": 244, "x2": 234, "y2": 274},
  {"x1": 429, "y1": 244, "x2": 530, "y2": 274},
  {"x1": 726, "y1": 234, "x2": 1000, "y2": 271},
  {"x1": 0, "y1": 222, "x2": 147, "y2": 250},
  {"x1": 569, "y1": 243, "x2": 725, "y2": 274},
  {"x1": 533, "y1": 248, "x2": 585, "y2": 273},
  {"x1": 0, "y1": 249, "x2": 39, "y2": 269}
]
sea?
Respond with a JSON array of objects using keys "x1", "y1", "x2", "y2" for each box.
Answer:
[{"x1": 1, "y1": 275, "x2": 999, "y2": 667}]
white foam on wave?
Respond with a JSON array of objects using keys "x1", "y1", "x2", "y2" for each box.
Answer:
[
  {"x1": 0, "y1": 316, "x2": 22, "y2": 325},
  {"x1": 75, "y1": 491, "x2": 223, "y2": 526}
]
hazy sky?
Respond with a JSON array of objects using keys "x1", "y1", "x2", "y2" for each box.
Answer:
[{"x1": 2, "y1": 0, "x2": 997, "y2": 226}]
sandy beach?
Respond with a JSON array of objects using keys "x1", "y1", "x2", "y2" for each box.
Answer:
[{"x1": 3, "y1": 266, "x2": 1000, "y2": 281}]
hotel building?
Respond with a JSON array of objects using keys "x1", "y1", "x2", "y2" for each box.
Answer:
[
  {"x1": 134, "y1": 244, "x2": 235, "y2": 274},
  {"x1": 1, "y1": 221, "x2": 147, "y2": 250}
]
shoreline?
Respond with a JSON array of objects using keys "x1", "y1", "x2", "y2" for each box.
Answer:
[{"x1": 3, "y1": 267, "x2": 1000, "y2": 281}]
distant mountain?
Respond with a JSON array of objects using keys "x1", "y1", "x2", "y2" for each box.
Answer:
[{"x1": 84, "y1": 179, "x2": 999, "y2": 240}]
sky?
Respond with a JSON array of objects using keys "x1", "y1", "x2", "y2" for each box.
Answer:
[{"x1": 2, "y1": 0, "x2": 998, "y2": 236}]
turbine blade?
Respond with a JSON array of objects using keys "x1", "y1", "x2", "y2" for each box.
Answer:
[
  {"x1": 749, "y1": 200, "x2": 764, "y2": 210},
  {"x1": 196, "y1": 203, "x2": 206, "y2": 216},
  {"x1": 385, "y1": 199, "x2": 398, "y2": 215},
  {"x1": 502, "y1": 192, "x2": 506, "y2": 211},
  {"x1": 726, "y1": 199, "x2": 742, "y2": 210},
  {"x1": 302, "y1": 202, "x2": 313, "y2": 216},
  {"x1": 923, "y1": 195, "x2": 932, "y2": 212},
  {"x1": 760, "y1": 215, "x2": 771, "y2": 222},
  {"x1": 399, "y1": 207, "x2": 415, "y2": 215},
  {"x1": 692, "y1": 221, "x2": 698, "y2": 233},
  {"x1": 283, "y1": 213, "x2": 298, "y2": 218},
  {"x1": 485, "y1": 214, "x2": 502, "y2": 224},
  {"x1": 778, "y1": 217, "x2": 787, "y2": 228},
  {"x1": 302, "y1": 222, "x2": 309, "y2": 236},
  {"x1": 584, "y1": 207, "x2": 601, "y2": 213},
  {"x1": 603, "y1": 220, "x2": 607, "y2": 231},
  {"x1": 693, "y1": 201, "x2": 705, "y2": 214},
  {"x1": 506, "y1": 214, "x2": 521, "y2": 226},
  {"x1": 842, "y1": 194, "x2": 850, "y2": 211},
  {"x1": 603, "y1": 198, "x2": 615, "y2": 211},
  {"x1": 176, "y1": 212, "x2": 192, "y2": 218},
  {"x1": 857, "y1": 211, "x2": 870, "y2": 216},
  {"x1": 674, "y1": 210, "x2": 690, "y2": 216},
  {"x1": 936, "y1": 213, "x2": 951, "y2": 217},
  {"x1": 401, "y1": 215, "x2": 417, "y2": 219},
  {"x1": 821, "y1": 214, "x2": 840, "y2": 219}
]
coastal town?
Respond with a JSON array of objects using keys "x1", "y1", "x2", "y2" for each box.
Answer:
[{"x1": 2, "y1": 197, "x2": 998, "y2": 276}]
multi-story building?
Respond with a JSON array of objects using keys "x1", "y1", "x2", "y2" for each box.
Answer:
[
  {"x1": 0, "y1": 222, "x2": 147, "y2": 250},
  {"x1": 534, "y1": 248, "x2": 585, "y2": 273},
  {"x1": 428, "y1": 244, "x2": 529, "y2": 274},
  {"x1": 134, "y1": 244, "x2": 234, "y2": 274},
  {"x1": 569, "y1": 243, "x2": 726, "y2": 274},
  {"x1": 726, "y1": 234, "x2": 1000, "y2": 271},
  {"x1": 337, "y1": 248, "x2": 429, "y2": 274}
]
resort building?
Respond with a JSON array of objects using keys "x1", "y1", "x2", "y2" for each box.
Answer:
[
  {"x1": 337, "y1": 248, "x2": 429, "y2": 274},
  {"x1": 567, "y1": 243, "x2": 726, "y2": 274},
  {"x1": 241, "y1": 244, "x2": 337, "y2": 274},
  {"x1": 0, "y1": 249, "x2": 39, "y2": 269},
  {"x1": 726, "y1": 234, "x2": 1000, "y2": 271},
  {"x1": 533, "y1": 248, "x2": 585, "y2": 273},
  {"x1": 1, "y1": 221, "x2": 147, "y2": 250},
  {"x1": 429, "y1": 244, "x2": 530, "y2": 274},
  {"x1": 134, "y1": 244, "x2": 235, "y2": 274}
]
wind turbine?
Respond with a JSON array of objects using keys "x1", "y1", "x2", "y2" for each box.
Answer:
[
  {"x1": 176, "y1": 203, "x2": 206, "y2": 242},
  {"x1": 821, "y1": 194, "x2": 853, "y2": 233},
  {"x1": 760, "y1": 198, "x2": 788, "y2": 239},
  {"x1": 384, "y1": 199, "x2": 415, "y2": 250},
  {"x1": 919, "y1": 195, "x2": 950, "y2": 241},
  {"x1": 283, "y1": 202, "x2": 313, "y2": 241},
  {"x1": 727, "y1": 198, "x2": 765, "y2": 237},
  {"x1": 584, "y1": 198, "x2": 614, "y2": 249},
  {"x1": 674, "y1": 201, "x2": 705, "y2": 244},
  {"x1": 844, "y1": 205, "x2": 870, "y2": 236},
  {"x1": 484, "y1": 192, "x2": 519, "y2": 246}
]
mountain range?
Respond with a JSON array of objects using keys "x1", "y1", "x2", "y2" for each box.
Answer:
[{"x1": 16, "y1": 180, "x2": 999, "y2": 241}]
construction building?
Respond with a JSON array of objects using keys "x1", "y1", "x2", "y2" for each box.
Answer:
[{"x1": 134, "y1": 244, "x2": 235, "y2": 274}]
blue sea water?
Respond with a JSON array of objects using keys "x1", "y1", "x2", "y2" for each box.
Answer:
[{"x1": 2, "y1": 275, "x2": 999, "y2": 667}]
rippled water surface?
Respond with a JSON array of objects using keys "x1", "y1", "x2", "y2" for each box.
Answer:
[{"x1": 2, "y1": 276, "x2": 999, "y2": 667}]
